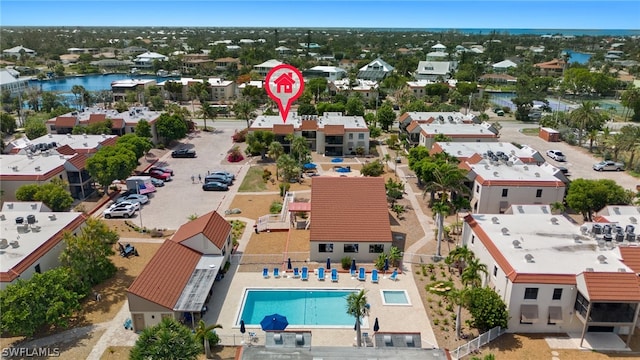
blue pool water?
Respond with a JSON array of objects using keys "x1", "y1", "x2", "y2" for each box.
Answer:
[
  {"x1": 562, "y1": 50, "x2": 593, "y2": 65},
  {"x1": 239, "y1": 289, "x2": 357, "y2": 326},
  {"x1": 381, "y1": 290, "x2": 410, "y2": 305},
  {"x1": 29, "y1": 74, "x2": 177, "y2": 93}
]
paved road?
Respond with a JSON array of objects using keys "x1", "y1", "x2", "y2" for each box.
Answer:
[
  {"x1": 98, "y1": 120, "x2": 248, "y2": 230},
  {"x1": 498, "y1": 120, "x2": 639, "y2": 191}
]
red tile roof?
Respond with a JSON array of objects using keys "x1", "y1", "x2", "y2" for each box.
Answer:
[
  {"x1": 55, "y1": 145, "x2": 76, "y2": 155},
  {"x1": 0, "y1": 214, "x2": 86, "y2": 283},
  {"x1": 406, "y1": 121, "x2": 421, "y2": 133},
  {"x1": 300, "y1": 120, "x2": 318, "y2": 131},
  {"x1": 322, "y1": 124, "x2": 345, "y2": 135},
  {"x1": 55, "y1": 116, "x2": 77, "y2": 128},
  {"x1": 310, "y1": 177, "x2": 391, "y2": 242},
  {"x1": 619, "y1": 247, "x2": 640, "y2": 274},
  {"x1": 127, "y1": 240, "x2": 201, "y2": 309},
  {"x1": 99, "y1": 136, "x2": 118, "y2": 147},
  {"x1": 171, "y1": 211, "x2": 231, "y2": 250},
  {"x1": 111, "y1": 118, "x2": 125, "y2": 129},
  {"x1": 580, "y1": 271, "x2": 640, "y2": 302},
  {"x1": 534, "y1": 58, "x2": 565, "y2": 70},
  {"x1": 67, "y1": 154, "x2": 87, "y2": 170},
  {"x1": 87, "y1": 113, "x2": 107, "y2": 123},
  {"x1": 273, "y1": 124, "x2": 295, "y2": 135}
]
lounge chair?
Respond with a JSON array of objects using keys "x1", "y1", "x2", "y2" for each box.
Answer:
[
  {"x1": 317, "y1": 267, "x2": 325, "y2": 281},
  {"x1": 273, "y1": 267, "x2": 280, "y2": 278},
  {"x1": 293, "y1": 267, "x2": 300, "y2": 278},
  {"x1": 263, "y1": 268, "x2": 270, "y2": 278},
  {"x1": 358, "y1": 267, "x2": 366, "y2": 281},
  {"x1": 301, "y1": 267, "x2": 309, "y2": 281},
  {"x1": 331, "y1": 268, "x2": 338, "y2": 282},
  {"x1": 371, "y1": 269, "x2": 379, "y2": 283},
  {"x1": 350, "y1": 268, "x2": 357, "y2": 278},
  {"x1": 389, "y1": 269, "x2": 398, "y2": 281}
]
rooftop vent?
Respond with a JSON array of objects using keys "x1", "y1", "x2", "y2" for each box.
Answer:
[
  {"x1": 534, "y1": 172, "x2": 540, "y2": 177},
  {"x1": 597, "y1": 255, "x2": 607, "y2": 264},
  {"x1": 493, "y1": 171, "x2": 499, "y2": 177},
  {"x1": 484, "y1": 165, "x2": 490, "y2": 170},
  {"x1": 48, "y1": 214, "x2": 56, "y2": 221},
  {"x1": 585, "y1": 267, "x2": 594, "y2": 272},
  {"x1": 35, "y1": 166, "x2": 41, "y2": 171},
  {"x1": 67, "y1": 133, "x2": 72, "y2": 138},
  {"x1": 523, "y1": 166, "x2": 529, "y2": 171},
  {"x1": 11, "y1": 166, "x2": 18, "y2": 172},
  {"x1": 491, "y1": 217, "x2": 499, "y2": 224},
  {"x1": 512, "y1": 240, "x2": 521, "y2": 248},
  {"x1": 26, "y1": 215, "x2": 36, "y2": 224},
  {"x1": 550, "y1": 217, "x2": 559, "y2": 225},
  {"x1": 48, "y1": 134, "x2": 53, "y2": 138},
  {"x1": 630, "y1": 217, "x2": 637, "y2": 224},
  {"x1": 580, "y1": 225, "x2": 589, "y2": 235},
  {"x1": 501, "y1": 227, "x2": 509, "y2": 235},
  {"x1": 524, "y1": 254, "x2": 534, "y2": 263},
  {"x1": 405, "y1": 335, "x2": 414, "y2": 346},
  {"x1": 618, "y1": 268, "x2": 627, "y2": 272}
]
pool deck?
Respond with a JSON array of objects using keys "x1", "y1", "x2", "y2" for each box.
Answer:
[{"x1": 204, "y1": 266, "x2": 438, "y2": 348}]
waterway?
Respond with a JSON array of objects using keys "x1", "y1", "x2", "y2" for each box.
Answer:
[
  {"x1": 561, "y1": 49, "x2": 593, "y2": 64},
  {"x1": 28, "y1": 73, "x2": 178, "y2": 93}
]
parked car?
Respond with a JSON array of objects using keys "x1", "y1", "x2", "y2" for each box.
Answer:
[
  {"x1": 204, "y1": 174, "x2": 233, "y2": 185},
  {"x1": 209, "y1": 170, "x2": 235, "y2": 181},
  {"x1": 202, "y1": 181, "x2": 229, "y2": 191},
  {"x1": 115, "y1": 193, "x2": 149, "y2": 205},
  {"x1": 148, "y1": 169, "x2": 172, "y2": 181},
  {"x1": 149, "y1": 166, "x2": 174, "y2": 176},
  {"x1": 593, "y1": 160, "x2": 624, "y2": 171},
  {"x1": 103, "y1": 203, "x2": 136, "y2": 219},
  {"x1": 110, "y1": 200, "x2": 140, "y2": 211},
  {"x1": 546, "y1": 150, "x2": 566, "y2": 162},
  {"x1": 171, "y1": 149, "x2": 196, "y2": 158},
  {"x1": 150, "y1": 178, "x2": 165, "y2": 187},
  {"x1": 557, "y1": 166, "x2": 570, "y2": 175}
]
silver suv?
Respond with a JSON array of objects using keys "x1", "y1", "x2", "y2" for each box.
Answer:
[
  {"x1": 103, "y1": 203, "x2": 136, "y2": 219},
  {"x1": 593, "y1": 160, "x2": 624, "y2": 171}
]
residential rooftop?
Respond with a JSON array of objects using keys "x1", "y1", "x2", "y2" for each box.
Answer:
[
  {"x1": 250, "y1": 112, "x2": 367, "y2": 131},
  {"x1": 418, "y1": 122, "x2": 497, "y2": 136},
  {"x1": 432, "y1": 142, "x2": 543, "y2": 163},
  {"x1": 465, "y1": 161, "x2": 564, "y2": 185},
  {"x1": 0, "y1": 152, "x2": 68, "y2": 180},
  {"x1": 0, "y1": 210, "x2": 85, "y2": 276},
  {"x1": 15, "y1": 133, "x2": 117, "y2": 154}
]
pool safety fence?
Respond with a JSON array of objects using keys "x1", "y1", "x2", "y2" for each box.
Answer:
[{"x1": 451, "y1": 326, "x2": 506, "y2": 359}]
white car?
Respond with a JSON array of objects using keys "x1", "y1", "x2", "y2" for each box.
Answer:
[
  {"x1": 110, "y1": 201, "x2": 140, "y2": 211},
  {"x1": 103, "y1": 203, "x2": 136, "y2": 219},
  {"x1": 546, "y1": 150, "x2": 566, "y2": 162},
  {"x1": 115, "y1": 193, "x2": 149, "y2": 205}
]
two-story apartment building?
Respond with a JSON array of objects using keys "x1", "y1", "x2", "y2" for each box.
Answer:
[
  {"x1": 462, "y1": 160, "x2": 566, "y2": 214},
  {"x1": 329, "y1": 79, "x2": 379, "y2": 100},
  {"x1": 309, "y1": 177, "x2": 392, "y2": 263},
  {"x1": 127, "y1": 211, "x2": 232, "y2": 331},
  {"x1": 462, "y1": 207, "x2": 640, "y2": 347},
  {"x1": 430, "y1": 142, "x2": 545, "y2": 165},
  {"x1": 416, "y1": 122, "x2": 498, "y2": 149},
  {"x1": 181, "y1": 53, "x2": 215, "y2": 74},
  {"x1": 111, "y1": 79, "x2": 157, "y2": 102},
  {"x1": 0, "y1": 203, "x2": 86, "y2": 289},
  {"x1": 249, "y1": 112, "x2": 370, "y2": 156}
]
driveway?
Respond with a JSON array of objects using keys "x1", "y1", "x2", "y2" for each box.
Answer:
[
  {"x1": 99, "y1": 120, "x2": 248, "y2": 230},
  {"x1": 499, "y1": 121, "x2": 639, "y2": 191}
]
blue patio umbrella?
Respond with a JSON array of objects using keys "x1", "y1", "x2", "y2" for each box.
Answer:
[
  {"x1": 260, "y1": 314, "x2": 289, "y2": 331},
  {"x1": 350, "y1": 259, "x2": 357, "y2": 272},
  {"x1": 287, "y1": 258, "x2": 292, "y2": 270},
  {"x1": 331, "y1": 157, "x2": 343, "y2": 163},
  {"x1": 373, "y1": 317, "x2": 380, "y2": 332},
  {"x1": 383, "y1": 258, "x2": 389, "y2": 272},
  {"x1": 240, "y1": 320, "x2": 246, "y2": 334},
  {"x1": 303, "y1": 163, "x2": 317, "y2": 169},
  {"x1": 326, "y1": 258, "x2": 331, "y2": 270}
]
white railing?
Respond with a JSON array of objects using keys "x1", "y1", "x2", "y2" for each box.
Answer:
[
  {"x1": 451, "y1": 326, "x2": 506, "y2": 359},
  {"x1": 256, "y1": 191, "x2": 295, "y2": 232}
]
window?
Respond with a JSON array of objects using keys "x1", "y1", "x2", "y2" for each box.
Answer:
[
  {"x1": 344, "y1": 244, "x2": 359, "y2": 253},
  {"x1": 524, "y1": 287, "x2": 539, "y2": 300},
  {"x1": 348, "y1": 133, "x2": 354, "y2": 140},
  {"x1": 476, "y1": 185, "x2": 480, "y2": 193},
  {"x1": 358, "y1": 133, "x2": 364, "y2": 140},
  {"x1": 34, "y1": 264, "x2": 41, "y2": 274},
  {"x1": 493, "y1": 265, "x2": 498, "y2": 277},
  {"x1": 552, "y1": 288, "x2": 563, "y2": 300},
  {"x1": 369, "y1": 244, "x2": 384, "y2": 253},
  {"x1": 471, "y1": 235, "x2": 475, "y2": 244},
  {"x1": 319, "y1": 244, "x2": 334, "y2": 253},
  {"x1": 536, "y1": 189, "x2": 543, "y2": 198},
  {"x1": 501, "y1": 189, "x2": 508, "y2": 197}
]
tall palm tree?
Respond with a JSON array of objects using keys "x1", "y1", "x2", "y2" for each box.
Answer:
[
  {"x1": 289, "y1": 135, "x2": 310, "y2": 164},
  {"x1": 432, "y1": 200, "x2": 450, "y2": 258},
  {"x1": 233, "y1": 99, "x2": 256, "y2": 128},
  {"x1": 446, "y1": 245, "x2": 474, "y2": 274},
  {"x1": 346, "y1": 289, "x2": 369, "y2": 348},
  {"x1": 268, "y1": 141, "x2": 285, "y2": 180},
  {"x1": 199, "y1": 101, "x2": 217, "y2": 131},
  {"x1": 604, "y1": 132, "x2": 626, "y2": 162},
  {"x1": 188, "y1": 81, "x2": 208, "y2": 116},
  {"x1": 194, "y1": 319, "x2": 222, "y2": 359},
  {"x1": 569, "y1": 101, "x2": 604, "y2": 147},
  {"x1": 447, "y1": 287, "x2": 471, "y2": 340}
]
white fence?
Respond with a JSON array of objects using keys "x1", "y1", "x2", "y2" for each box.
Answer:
[{"x1": 451, "y1": 326, "x2": 506, "y2": 359}]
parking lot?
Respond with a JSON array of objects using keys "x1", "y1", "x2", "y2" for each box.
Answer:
[
  {"x1": 99, "y1": 120, "x2": 247, "y2": 230},
  {"x1": 499, "y1": 121, "x2": 639, "y2": 191}
]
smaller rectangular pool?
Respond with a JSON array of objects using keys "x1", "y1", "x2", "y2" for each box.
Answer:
[{"x1": 381, "y1": 289, "x2": 411, "y2": 306}]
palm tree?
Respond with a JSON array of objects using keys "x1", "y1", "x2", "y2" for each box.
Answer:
[
  {"x1": 188, "y1": 81, "x2": 208, "y2": 116},
  {"x1": 387, "y1": 246, "x2": 402, "y2": 267},
  {"x1": 461, "y1": 257, "x2": 488, "y2": 288},
  {"x1": 432, "y1": 200, "x2": 450, "y2": 258},
  {"x1": 268, "y1": 141, "x2": 285, "y2": 180},
  {"x1": 289, "y1": 135, "x2": 310, "y2": 164},
  {"x1": 447, "y1": 287, "x2": 471, "y2": 340},
  {"x1": 199, "y1": 101, "x2": 217, "y2": 131},
  {"x1": 446, "y1": 245, "x2": 474, "y2": 274},
  {"x1": 346, "y1": 289, "x2": 369, "y2": 347},
  {"x1": 550, "y1": 202, "x2": 565, "y2": 215},
  {"x1": 570, "y1": 101, "x2": 604, "y2": 147},
  {"x1": 130, "y1": 318, "x2": 200, "y2": 360},
  {"x1": 233, "y1": 99, "x2": 257, "y2": 128},
  {"x1": 194, "y1": 319, "x2": 222, "y2": 359}
]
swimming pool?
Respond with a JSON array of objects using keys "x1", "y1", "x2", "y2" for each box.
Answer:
[
  {"x1": 381, "y1": 290, "x2": 411, "y2": 306},
  {"x1": 238, "y1": 288, "x2": 358, "y2": 327}
]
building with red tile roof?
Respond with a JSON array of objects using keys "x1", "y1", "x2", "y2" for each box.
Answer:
[
  {"x1": 127, "y1": 211, "x2": 232, "y2": 331},
  {"x1": 309, "y1": 177, "x2": 392, "y2": 262},
  {"x1": 462, "y1": 206, "x2": 640, "y2": 345}
]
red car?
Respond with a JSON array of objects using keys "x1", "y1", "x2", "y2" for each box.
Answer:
[
  {"x1": 148, "y1": 169, "x2": 172, "y2": 181},
  {"x1": 149, "y1": 166, "x2": 174, "y2": 176}
]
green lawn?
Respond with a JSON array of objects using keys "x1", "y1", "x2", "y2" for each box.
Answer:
[
  {"x1": 238, "y1": 166, "x2": 267, "y2": 192},
  {"x1": 521, "y1": 128, "x2": 540, "y2": 136}
]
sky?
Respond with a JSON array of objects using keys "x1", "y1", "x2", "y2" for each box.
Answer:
[{"x1": 1, "y1": 1, "x2": 639, "y2": 29}]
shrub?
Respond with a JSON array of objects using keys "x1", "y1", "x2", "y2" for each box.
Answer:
[
  {"x1": 232, "y1": 128, "x2": 248, "y2": 143},
  {"x1": 279, "y1": 182, "x2": 290, "y2": 196},
  {"x1": 262, "y1": 169, "x2": 272, "y2": 182},
  {"x1": 157, "y1": 143, "x2": 165, "y2": 149},
  {"x1": 228, "y1": 146, "x2": 244, "y2": 162},
  {"x1": 150, "y1": 228, "x2": 164, "y2": 238},
  {"x1": 270, "y1": 201, "x2": 283, "y2": 214},
  {"x1": 341, "y1": 256, "x2": 352, "y2": 270}
]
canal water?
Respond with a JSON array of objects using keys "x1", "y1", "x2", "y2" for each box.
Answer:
[{"x1": 29, "y1": 73, "x2": 177, "y2": 93}]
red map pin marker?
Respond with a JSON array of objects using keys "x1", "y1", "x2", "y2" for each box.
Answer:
[{"x1": 265, "y1": 64, "x2": 305, "y2": 123}]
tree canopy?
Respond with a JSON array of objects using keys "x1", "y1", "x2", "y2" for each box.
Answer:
[
  {"x1": 135, "y1": 119, "x2": 152, "y2": 138},
  {"x1": 116, "y1": 133, "x2": 153, "y2": 159},
  {"x1": 15, "y1": 179, "x2": 74, "y2": 211},
  {"x1": 86, "y1": 144, "x2": 138, "y2": 191},
  {"x1": 156, "y1": 113, "x2": 188, "y2": 145},
  {"x1": 246, "y1": 130, "x2": 275, "y2": 158},
  {"x1": 130, "y1": 318, "x2": 201, "y2": 360},
  {"x1": 465, "y1": 287, "x2": 509, "y2": 332},
  {"x1": 565, "y1": 178, "x2": 631, "y2": 221}
]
